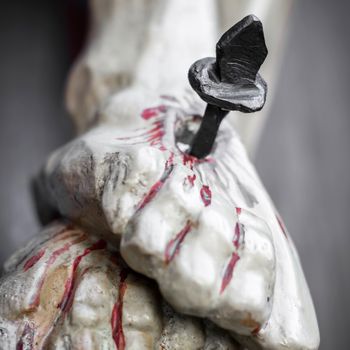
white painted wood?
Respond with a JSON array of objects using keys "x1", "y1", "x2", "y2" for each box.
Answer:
[
  {"x1": 41, "y1": 98, "x2": 319, "y2": 349},
  {"x1": 0, "y1": 1, "x2": 319, "y2": 349},
  {"x1": 0, "y1": 222, "x2": 240, "y2": 349},
  {"x1": 66, "y1": 0, "x2": 217, "y2": 133}
]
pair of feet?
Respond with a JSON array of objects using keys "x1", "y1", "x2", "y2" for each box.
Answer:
[{"x1": 28, "y1": 97, "x2": 319, "y2": 349}]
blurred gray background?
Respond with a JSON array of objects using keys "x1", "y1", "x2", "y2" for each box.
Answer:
[{"x1": 0, "y1": 1, "x2": 349, "y2": 349}]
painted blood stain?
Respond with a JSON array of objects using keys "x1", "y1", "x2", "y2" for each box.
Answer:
[
  {"x1": 141, "y1": 105, "x2": 167, "y2": 120},
  {"x1": 187, "y1": 174, "x2": 196, "y2": 187},
  {"x1": 276, "y1": 214, "x2": 288, "y2": 239},
  {"x1": 220, "y1": 207, "x2": 243, "y2": 293},
  {"x1": 220, "y1": 252, "x2": 240, "y2": 294},
  {"x1": 252, "y1": 325, "x2": 261, "y2": 336},
  {"x1": 29, "y1": 235, "x2": 86, "y2": 308},
  {"x1": 111, "y1": 269, "x2": 128, "y2": 350},
  {"x1": 147, "y1": 120, "x2": 166, "y2": 150},
  {"x1": 165, "y1": 221, "x2": 192, "y2": 264},
  {"x1": 166, "y1": 152, "x2": 174, "y2": 168},
  {"x1": 233, "y1": 222, "x2": 243, "y2": 249},
  {"x1": 182, "y1": 153, "x2": 214, "y2": 170},
  {"x1": 233, "y1": 207, "x2": 243, "y2": 249},
  {"x1": 16, "y1": 322, "x2": 34, "y2": 350},
  {"x1": 115, "y1": 120, "x2": 166, "y2": 150},
  {"x1": 23, "y1": 249, "x2": 45, "y2": 271},
  {"x1": 182, "y1": 153, "x2": 198, "y2": 170},
  {"x1": 58, "y1": 239, "x2": 107, "y2": 312},
  {"x1": 136, "y1": 157, "x2": 174, "y2": 211},
  {"x1": 200, "y1": 185, "x2": 212, "y2": 206}
]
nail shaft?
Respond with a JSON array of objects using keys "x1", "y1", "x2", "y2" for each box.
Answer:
[{"x1": 189, "y1": 105, "x2": 230, "y2": 158}]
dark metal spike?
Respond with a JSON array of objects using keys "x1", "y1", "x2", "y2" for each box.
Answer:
[
  {"x1": 216, "y1": 15, "x2": 268, "y2": 85},
  {"x1": 188, "y1": 15, "x2": 268, "y2": 159}
]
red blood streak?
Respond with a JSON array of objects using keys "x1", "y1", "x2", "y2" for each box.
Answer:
[
  {"x1": 187, "y1": 174, "x2": 196, "y2": 186},
  {"x1": 182, "y1": 153, "x2": 198, "y2": 170},
  {"x1": 200, "y1": 185, "x2": 212, "y2": 206},
  {"x1": 115, "y1": 128, "x2": 153, "y2": 141},
  {"x1": 234, "y1": 207, "x2": 243, "y2": 248},
  {"x1": 165, "y1": 221, "x2": 192, "y2": 264},
  {"x1": 111, "y1": 269, "x2": 128, "y2": 350},
  {"x1": 166, "y1": 152, "x2": 174, "y2": 168},
  {"x1": 29, "y1": 235, "x2": 86, "y2": 308},
  {"x1": 137, "y1": 181, "x2": 162, "y2": 210},
  {"x1": 252, "y1": 325, "x2": 261, "y2": 336},
  {"x1": 118, "y1": 123, "x2": 162, "y2": 140},
  {"x1": 233, "y1": 222, "x2": 242, "y2": 249},
  {"x1": 204, "y1": 156, "x2": 215, "y2": 164},
  {"x1": 58, "y1": 239, "x2": 107, "y2": 312},
  {"x1": 16, "y1": 322, "x2": 34, "y2": 350},
  {"x1": 220, "y1": 252, "x2": 240, "y2": 293},
  {"x1": 276, "y1": 214, "x2": 288, "y2": 239},
  {"x1": 147, "y1": 121, "x2": 163, "y2": 136},
  {"x1": 182, "y1": 153, "x2": 213, "y2": 170},
  {"x1": 115, "y1": 120, "x2": 166, "y2": 150},
  {"x1": 23, "y1": 249, "x2": 45, "y2": 271},
  {"x1": 136, "y1": 160, "x2": 174, "y2": 211},
  {"x1": 141, "y1": 105, "x2": 167, "y2": 120},
  {"x1": 148, "y1": 130, "x2": 165, "y2": 145},
  {"x1": 146, "y1": 120, "x2": 166, "y2": 150},
  {"x1": 220, "y1": 208, "x2": 244, "y2": 293}
]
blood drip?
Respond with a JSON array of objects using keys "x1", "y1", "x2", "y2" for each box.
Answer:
[
  {"x1": 182, "y1": 153, "x2": 198, "y2": 170},
  {"x1": 200, "y1": 185, "x2": 212, "y2": 206},
  {"x1": 187, "y1": 174, "x2": 196, "y2": 187},
  {"x1": 29, "y1": 235, "x2": 86, "y2": 308},
  {"x1": 182, "y1": 153, "x2": 214, "y2": 170},
  {"x1": 23, "y1": 249, "x2": 46, "y2": 271},
  {"x1": 141, "y1": 105, "x2": 167, "y2": 120},
  {"x1": 252, "y1": 325, "x2": 261, "y2": 336},
  {"x1": 147, "y1": 120, "x2": 167, "y2": 150},
  {"x1": 136, "y1": 155, "x2": 174, "y2": 211},
  {"x1": 233, "y1": 222, "x2": 242, "y2": 249},
  {"x1": 165, "y1": 221, "x2": 192, "y2": 264},
  {"x1": 220, "y1": 207, "x2": 243, "y2": 293},
  {"x1": 16, "y1": 322, "x2": 34, "y2": 350},
  {"x1": 220, "y1": 252, "x2": 240, "y2": 293},
  {"x1": 276, "y1": 214, "x2": 288, "y2": 239},
  {"x1": 111, "y1": 269, "x2": 128, "y2": 350},
  {"x1": 58, "y1": 239, "x2": 107, "y2": 312}
]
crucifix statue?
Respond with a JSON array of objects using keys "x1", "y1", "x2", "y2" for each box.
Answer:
[{"x1": 0, "y1": 1, "x2": 319, "y2": 349}]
